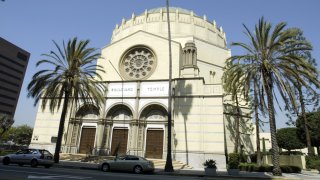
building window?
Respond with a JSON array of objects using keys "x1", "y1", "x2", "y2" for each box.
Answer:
[{"x1": 119, "y1": 46, "x2": 157, "y2": 80}]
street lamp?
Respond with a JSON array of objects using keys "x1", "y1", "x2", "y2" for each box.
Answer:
[
  {"x1": 164, "y1": 0, "x2": 174, "y2": 172},
  {"x1": 107, "y1": 59, "x2": 126, "y2": 156}
]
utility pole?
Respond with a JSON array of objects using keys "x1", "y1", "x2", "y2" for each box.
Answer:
[{"x1": 164, "y1": 0, "x2": 174, "y2": 172}]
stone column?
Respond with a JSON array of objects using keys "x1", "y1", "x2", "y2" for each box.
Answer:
[
  {"x1": 63, "y1": 120, "x2": 75, "y2": 153},
  {"x1": 95, "y1": 120, "x2": 105, "y2": 155},
  {"x1": 69, "y1": 120, "x2": 81, "y2": 154},
  {"x1": 103, "y1": 120, "x2": 112, "y2": 155}
]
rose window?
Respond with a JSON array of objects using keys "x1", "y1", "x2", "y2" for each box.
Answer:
[{"x1": 120, "y1": 47, "x2": 156, "y2": 80}]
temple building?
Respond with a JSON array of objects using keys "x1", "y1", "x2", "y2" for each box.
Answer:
[{"x1": 30, "y1": 7, "x2": 254, "y2": 169}]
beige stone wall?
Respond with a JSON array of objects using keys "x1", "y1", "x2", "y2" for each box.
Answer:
[
  {"x1": 173, "y1": 78, "x2": 226, "y2": 169},
  {"x1": 98, "y1": 31, "x2": 182, "y2": 81},
  {"x1": 29, "y1": 100, "x2": 72, "y2": 154},
  {"x1": 263, "y1": 155, "x2": 306, "y2": 169}
]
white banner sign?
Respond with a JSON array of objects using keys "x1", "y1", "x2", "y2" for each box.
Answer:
[
  {"x1": 107, "y1": 83, "x2": 137, "y2": 97},
  {"x1": 140, "y1": 82, "x2": 168, "y2": 97}
]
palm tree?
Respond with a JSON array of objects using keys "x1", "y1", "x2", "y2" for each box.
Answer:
[
  {"x1": 223, "y1": 67, "x2": 244, "y2": 154},
  {"x1": 224, "y1": 60, "x2": 267, "y2": 165},
  {"x1": 226, "y1": 17, "x2": 319, "y2": 176},
  {"x1": 28, "y1": 37, "x2": 105, "y2": 163},
  {"x1": 284, "y1": 30, "x2": 319, "y2": 156}
]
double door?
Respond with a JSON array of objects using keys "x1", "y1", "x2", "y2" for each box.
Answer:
[
  {"x1": 145, "y1": 129, "x2": 164, "y2": 159},
  {"x1": 111, "y1": 128, "x2": 128, "y2": 156},
  {"x1": 79, "y1": 127, "x2": 96, "y2": 154}
]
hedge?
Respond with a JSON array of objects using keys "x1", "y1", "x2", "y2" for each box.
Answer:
[{"x1": 239, "y1": 163, "x2": 301, "y2": 173}]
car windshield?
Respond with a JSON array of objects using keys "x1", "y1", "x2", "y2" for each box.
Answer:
[
  {"x1": 28, "y1": 149, "x2": 38, "y2": 154},
  {"x1": 39, "y1": 150, "x2": 52, "y2": 156},
  {"x1": 16, "y1": 150, "x2": 23, "y2": 154},
  {"x1": 116, "y1": 156, "x2": 126, "y2": 160}
]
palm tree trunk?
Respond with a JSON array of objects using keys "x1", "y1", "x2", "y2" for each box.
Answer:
[
  {"x1": 265, "y1": 79, "x2": 281, "y2": 176},
  {"x1": 297, "y1": 84, "x2": 314, "y2": 156},
  {"x1": 54, "y1": 90, "x2": 70, "y2": 163},
  {"x1": 234, "y1": 94, "x2": 241, "y2": 153},
  {"x1": 254, "y1": 83, "x2": 261, "y2": 166}
]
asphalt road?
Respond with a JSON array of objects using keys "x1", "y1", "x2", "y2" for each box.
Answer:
[{"x1": 0, "y1": 164, "x2": 219, "y2": 180}]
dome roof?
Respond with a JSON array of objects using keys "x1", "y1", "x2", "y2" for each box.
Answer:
[{"x1": 111, "y1": 7, "x2": 227, "y2": 48}]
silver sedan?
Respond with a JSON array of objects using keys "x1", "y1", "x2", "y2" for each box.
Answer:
[
  {"x1": 2, "y1": 149, "x2": 54, "y2": 168},
  {"x1": 101, "y1": 155, "x2": 154, "y2": 174}
]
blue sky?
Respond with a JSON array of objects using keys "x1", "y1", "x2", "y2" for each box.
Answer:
[{"x1": 1, "y1": 0, "x2": 319, "y2": 131}]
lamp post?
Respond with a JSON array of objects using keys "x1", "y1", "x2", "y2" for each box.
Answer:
[
  {"x1": 107, "y1": 59, "x2": 125, "y2": 156},
  {"x1": 164, "y1": 0, "x2": 174, "y2": 172}
]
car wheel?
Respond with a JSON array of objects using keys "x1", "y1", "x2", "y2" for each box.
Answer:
[
  {"x1": 18, "y1": 163, "x2": 23, "y2": 167},
  {"x1": 101, "y1": 163, "x2": 110, "y2": 172},
  {"x1": 44, "y1": 165, "x2": 51, "y2": 168},
  {"x1": 30, "y1": 159, "x2": 38, "y2": 168},
  {"x1": 133, "y1": 165, "x2": 143, "y2": 174},
  {"x1": 2, "y1": 157, "x2": 10, "y2": 165}
]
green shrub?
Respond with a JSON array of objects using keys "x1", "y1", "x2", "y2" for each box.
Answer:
[
  {"x1": 203, "y1": 159, "x2": 217, "y2": 168},
  {"x1": 239, "y1": 163, "x2": 273, "y2": 172},
  {"x1": 276, "y1": 128, "x2": 306, "y2": 152},
  {"x1": 239, "y1": 163, "x2": 257, "y2": 171},
  {"x1": 249, "y1": 153, "x2": 257, "y2": 163},
  {"x1": 239, "y1": 163, "x2": 247, "y2": 171},
  {"x1": 0, "y1": 150, "x2": 16, "y2": 156},
  {"x1": 315, "y1": 161, "x2": 320, "y2": 172},
  {"x1": 258, "y1": 165, "x2": 273, "y2": 172},
  {"x1": 309, "y1": 160, "x2": 320, "y2": 170},
  {"x1": 248, "y1": 163, "x2": 256, "y2": 172},
  {"x1": 306, "y1": 155, "x2": 320, "y2": 169},
  {"x1": 280, "y1": 165, "x2": 301, "y2": 173},
  {"x1": 228, "y1": 153, "x2": 240, "y2": 169},
  {"x1": 239, "y1": 154, "x2": 248, "y2": 163}
]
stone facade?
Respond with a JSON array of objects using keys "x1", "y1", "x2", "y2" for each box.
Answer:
[{"x1": 30, "y1": 7, "x2": 254, "y2": 170}]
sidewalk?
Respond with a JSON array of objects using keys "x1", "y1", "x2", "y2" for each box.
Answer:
[
  {"x1": 1, "y1": 156, "x2": 319, "y2": 179},
  {"x1": 55, "y1": 160, "x2": 320, "y2": 180}
]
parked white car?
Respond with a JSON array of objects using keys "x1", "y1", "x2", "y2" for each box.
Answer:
[
  {"x1": 101, "y1": 155, "x2": 154, "y2": 174},
  {"x1": 2, "y1": 149, "x2": 54, "y2": 168}
]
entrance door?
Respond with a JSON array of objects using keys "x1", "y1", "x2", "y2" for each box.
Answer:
[
  {"x1": 111, "y1": 128, "x2": 128, "y2": 156},
  {"x1": 79, "y1": 127, "x2": 96, "y2": 154},
  {"x1": 145, "y1": 129, "x2": 163, "y2": 159}
]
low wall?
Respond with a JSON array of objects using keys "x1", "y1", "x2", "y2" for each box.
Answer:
[{"x1": 262, "y1": 155, "x2": 306, "y2": 169}]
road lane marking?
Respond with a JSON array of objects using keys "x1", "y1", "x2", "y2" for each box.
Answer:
[
  {"x1": 0, "y1": 169, "x2": 91, "y2": 179},
  {"x1": 27, "y1": 175, "x2": 92, "y2": 179}
]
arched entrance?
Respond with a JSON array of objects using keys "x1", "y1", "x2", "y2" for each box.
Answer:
[
  {"x1": 106, "y1": 104, "x2": 132, "y2": 156},
  {"x1": 140, "y1": 104, "x2": 167, "y2": 159},
  {"x1": 76, "y1": 104, "x2": 99, "y2": 154}
]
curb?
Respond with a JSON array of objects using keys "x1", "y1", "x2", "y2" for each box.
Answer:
[
  {"x1": 52, "y1": 163, "x2": 302, "y2": 180},
  {"x1": 154, "y1": 171, "x2": 274, "y2": 180},
  {"x1": 54, "y1": 161, "x2": 100, "y2": 170},
  {"x1": 1, "y1": 158, "x2": 316, "y2": 180}
]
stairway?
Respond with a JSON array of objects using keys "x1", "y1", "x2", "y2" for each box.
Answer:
[
  {"x1": 60, "y1": 153, "x2": 193, "y2": 170},
  {"x1": 148, "y1": 158, "x2": 193, "y2": 170},
  {"x1": 60, "y1": 153, "x2": 87, "y2": 161}
]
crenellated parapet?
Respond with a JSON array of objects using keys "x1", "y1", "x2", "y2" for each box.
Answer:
[{"x1": 111, "y1": 7, "x2": 227, "y2": 48}]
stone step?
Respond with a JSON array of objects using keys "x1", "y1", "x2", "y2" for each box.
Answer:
[
  {"x1": 147, "y1": 158, "x2": 193, "y2": 170},
  {"x1": 59, "y1": 153, "x2": 193, "y2": 170}
]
